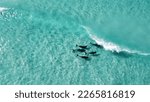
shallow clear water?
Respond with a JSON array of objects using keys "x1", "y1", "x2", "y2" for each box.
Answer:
[{"x1": 0, "y1": 0, "x2": 150, "y2": 84}]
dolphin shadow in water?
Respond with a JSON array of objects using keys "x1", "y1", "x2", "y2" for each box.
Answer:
[{"x1": 112, "y1": 51, "x2": 132, "y2": 58}]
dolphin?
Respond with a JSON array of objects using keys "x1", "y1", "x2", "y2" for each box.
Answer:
[
  {"x1": 77, "y1": 54, "x2": 89, "y2": 59},
  {"x1": 88, "y1": 51, "x2": 97, "y2": 55},
  {"x1": 72, "y1": 49, "x2": 86, "y2": 53},
  {"x1": 76, "y1": 44, "x2": 88, "y2": 49},
  {"x1": 90, "y1": 42, "x2": 103, "y2": 49}
]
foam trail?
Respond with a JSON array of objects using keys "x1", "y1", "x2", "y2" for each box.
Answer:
[
  {"x1": 82, "y1": 25, "x2": 150, "y2": 56},
  {"x1": 0, "y1": 7, "x2": 8, "y2": 12}
]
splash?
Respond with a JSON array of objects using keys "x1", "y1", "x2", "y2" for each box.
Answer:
[{"x1": 82, "y1": 25, "x2": 150, "y2": 56}]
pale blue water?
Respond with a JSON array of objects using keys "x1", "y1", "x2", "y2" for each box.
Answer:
[{"x1": 0, "y1": 0, "x2": 150, "y2": 84}]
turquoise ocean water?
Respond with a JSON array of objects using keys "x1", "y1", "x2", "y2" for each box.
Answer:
[{"x1": 0, "y1": 0, "x2": 150, "y2": 84}]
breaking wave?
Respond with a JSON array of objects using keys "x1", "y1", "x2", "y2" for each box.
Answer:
[
  {"x1": 82, "y1": 25, "x2": 150, "y2": 56},
  {"x1": 0, "y1": 7, "x2": 9, "y2": 12}
]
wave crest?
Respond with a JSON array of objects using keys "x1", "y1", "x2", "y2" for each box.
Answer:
[{"x1": 82, "y1": 25, "x2": 150, "y2": 56}]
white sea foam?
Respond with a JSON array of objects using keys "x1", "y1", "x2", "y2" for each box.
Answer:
[
  {"x1": 82, "y1": 25, "x2": 150, "y2": 56},
  {"x1": 0, "y1": 7, "x2": 8, "y2": 12}
]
